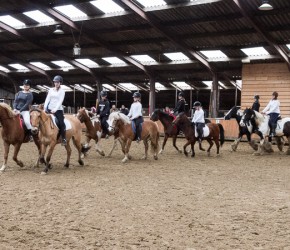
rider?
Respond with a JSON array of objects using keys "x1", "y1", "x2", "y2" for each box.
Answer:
[
  {"x1": 96, "y1": 90, "x2": 110, "y2": 137},
  {"x1": 44, "y1": 75, "x2": 67, "y2": 146},
  {"x1": 13, "y1": 79, "x2": 34, "y2": 142},
  {"x1": 172, "y1": 91, "x2": 186, "y2": 116},
  {"x1": 252, "y1": 95, "x2": 260, "y2": 112},
  {"x1": 191, "y1": 101, "x2": 205, "y2": 145},
  {"x1": 262, "y1": 91, "x2": 280, "y2": 137},
  {"x1": 128, "y1": 92, "x2": 143, "y2": 143}
]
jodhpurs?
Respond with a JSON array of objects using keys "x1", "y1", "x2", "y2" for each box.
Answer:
[
  {"x1": 196, "y1": 122, "x2": 205, "y2": 139},
  {"x1": 133, "y1": 116, "x2": 144, "y2": 139}
]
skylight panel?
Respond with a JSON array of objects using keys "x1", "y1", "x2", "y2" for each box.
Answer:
[
  {"x1": 61, "y1": 85, "x2": 73, "y2": 92},
  {"x1": 20, "y1": 86, "x2": 40, "y2": 94},
  {"x1": 75, "y1": 59, "x2": 99, "y2": 68},
  {"x1": 9, "y1": 63, "x2": 29, "y2": 71},
  {"x1": 24, "y1": 10, "x2": 54, "y2": 24},
  {"x1": 199, "y1": 50, "x2": 227, "y2": 58},
  {"x1": 163, "y1": 52, "x2": 189, "y2": 61},
  {"x1": 155, "y1": 82, "x2": 167, "y2": 91},
  {"x1": 130, "y1": 55, "x2": 156, "y2": 63},
  {"x1": 202, "y1": 81, "x2": 225, "y2": 89},
  {"x1": 54, "y1": 5, "x2": 87, "y2": 19},
  {"x1": 119, "y1": 83, "x2": 139, "y2": 91},
  {"x1": 241, "y1": 47, "x2": 269, "y2": 56},
  {"x1": 90, "y1": 0, "x2": 124, "y2": 13},
  {"x1": 236, "y1": 80, "x2": 242, "y2": 89},
  {"x1": 0, "y1": 15, "x2": 25, "y2": 28},
  {"x1": 135, "y1": 0, "x2": 166, "y2": 7},
  {"x1": 0, "y1": 66, "x2": 9, "y2": 73},
  {"x1": 81, "y1": 84, "x2": 95, "y2": 91},
  {"x1": 30, "y1": 62, "x2": 51, "y2": 70},
  {"x1": 173, "y1": 81, "x2": 193, "y2": 90},
  {"x1": 287, "y1": 44, "x2": 290, "y2": 50},
  {"x1": 102, "y1": 84, "x2": 116, "y2": 91},
  {"x1": 51, "y1": 60, "x2": 74, "y2": 70},
  {"x1": 36, "y1": 85, "x2": 50, "y2": 91},
  {"x1": 102, "y1": 57, "x2": 125, "y2": 64},
  {"x1": 73, "y1": 84, "x2": 92, "y2": 93}
]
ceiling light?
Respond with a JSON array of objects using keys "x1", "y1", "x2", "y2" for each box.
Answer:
[
  {"x1": 73, "y1": 43, "x2": 81, "y2": 56},
  {"x1": 258, "y1": 0, "x2": 273, "y2": 11},
  {"x1": 53, "y1": 25, "x2": 64, "y2": 34}
]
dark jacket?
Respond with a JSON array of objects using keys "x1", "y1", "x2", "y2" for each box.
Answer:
[
  {"x1": 252, "y1": 101, "x2": 260, "y2": 112},
  {"x1": 97, "y1": 99, "x2": 110, "y2": 118},
  {"x1": 173, "y1": 99, "x2": 185, "y2": 115},
  {"x1": 13, "y1": 91, "x2": 33, "y2": 112},
  {"x1": 120, "y1": 108, "x2": 129, "y2": 115}
]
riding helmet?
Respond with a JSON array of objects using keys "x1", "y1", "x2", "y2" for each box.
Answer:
[
  {"x1": 100, "y1": 90, "x2": 107, "y2": 97},
  {"x1": 193, "y1": 101, "x2": 201, "y2": 107},
  {"x1": 53, "y1": 75, "x2": 63, "y2": 83},
  {"x1": 23, "y1": 79, "x2": 31, "y2": 86},
  {"x1": 133, "y1": 92, "x2": 141, "y2": 98},
  {"x1": 254, "y1": 95, "x2": 259, "y2": 100},
  {"x1": 272, "y1": 91, "x2": 278, "y2": 98},
  {"x1": 178, "y1": 92, "x2": 185, "y2": 97}
]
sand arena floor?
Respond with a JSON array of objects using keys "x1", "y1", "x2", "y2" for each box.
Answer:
[{"x1": 0, "y1": 135, "x2": 290, "y2": 250}]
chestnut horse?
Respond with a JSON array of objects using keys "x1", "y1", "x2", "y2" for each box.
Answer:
[
  {"x1": 30, "y1": 105, "x2": 84, "y2": 174},
  {"x1": 107, "y1": 112, "x2": 159, "y2": 163},
  {"x1": 0, "y1": 103, "x2": 40, "y2": 171},
  {"x1": 173, "y1": 113, "x2": 225, "y2": 157},
  {"x1": 150, "y1": 109, "x2": 182, "y2": 154}
]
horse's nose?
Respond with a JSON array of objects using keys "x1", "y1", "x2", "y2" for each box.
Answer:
[
  {"x1": 31, "y1": 127, "x2": 38, "y2": 134},
  {"x1": 239, "y1": 121, "x2": 245, "y2": 127}
]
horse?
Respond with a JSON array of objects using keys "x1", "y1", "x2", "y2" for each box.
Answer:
[
  {"x1": 224, "y1": 106, "x2": 258, "y2": 151},
  {"x1": 30, "y1": 105, "x2": 84, "y2": 174},
  {"x1": 106, "y1": 112, "x2": 159, "y2": 163},
  {"x1": 150, "y1": 109, "x2": 182, "y2": 154},
  {"x1": 0, "y1": 103, "x2": 41, "y2": 171},
  {"x1": 173, "y1": 112, "x2": 224, "y2": 157},
  {"x1": 240, "y1": 108, "x2": 290, "y2": 155},
  {"x1": 76, "y1": 108, "x2": 121, "y2": 157}
]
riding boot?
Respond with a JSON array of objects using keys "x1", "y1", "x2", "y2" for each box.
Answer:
[
  {"x1": 61, "y1": 130, "x2": 67, "y2": 146},
  {"x1": 272, "y1": 124, "x2": 277, "y2": 136}
]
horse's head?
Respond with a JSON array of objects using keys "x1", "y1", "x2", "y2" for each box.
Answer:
[
  {"x1": 30, "y1": 105, "x2": 43, "y2": 134},
  {"x1": 76, "y1": 107, "x2": 88, "y2": 123},
  {"x1": 224, "y1": 106, "x2": 239, "y2": 120},
  {"x1": 150, "y1": 109, "x2": 160, "y2": 122},
  {"x1": 240, "y1": 108, "x2": 255, "y2": 127}
]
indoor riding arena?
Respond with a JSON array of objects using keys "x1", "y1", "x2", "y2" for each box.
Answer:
[{"x1": 1, "y1": 0, "x2": 290, "y2": 249}]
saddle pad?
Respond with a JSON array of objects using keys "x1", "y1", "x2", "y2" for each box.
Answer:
[
  {"x1": 195, "y1": 125, "x2": 210, "y2": 138},
  {"x1": 50, "y1": 115, "x2": 72, "y2": 130}
]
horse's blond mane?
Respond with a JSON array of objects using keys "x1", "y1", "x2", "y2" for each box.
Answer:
[
  {"x1": 0, "y1": 103, "x2": 14, "y2": 117},
  {"x1": 109, "y1": 111, "x2": 131, "y2": 124},
  {"x1": 253, "y1": 110, "x2": 266, "y2": 126}
]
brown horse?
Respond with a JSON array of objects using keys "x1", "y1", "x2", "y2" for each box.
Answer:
[
  {"x1": 173, "y1": 113, "x2": 225, "y2": 157},
  {"x1": 0, "y1": 103, "x2": 40, "y2": 171},
  {"x1": 30, "y1": 105, "x2": 84, "y2": 174},
  {"x1": 106, "y1": 112, "x2": 159, "y2": 163}
]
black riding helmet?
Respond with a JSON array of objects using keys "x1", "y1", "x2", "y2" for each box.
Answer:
[
  {"x1": 178, "y1": 92, "x2": 185, "y2": 97},
  {"x1": 193, "y1": 101, "x2": 201, "y2": 107},
  {"x1": 254, "y1": 95, "x2": 259, "y2": 100},
  {"x1": 100, "y1": 90, "x2": 107, "y2": 97},
  {"x1": 133, "y1": 92, "x2": 141, "y2": 98},
  {"x1": 53, "y1": 75, "x2": 63, "y2": 83},
  {"x1": 23, "y1": 79, "x2": 31, "y2": 86}
]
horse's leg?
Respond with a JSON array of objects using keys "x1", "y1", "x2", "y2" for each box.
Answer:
[
  {"x1": 172, "y1": 134, "x2": 182, "y2": 153},
  {"x1": 214, "y1": 138, "x2": 220, "y2": 156},
  {"x1": 159, "y1": 134, "x2": 168, "y2": 154},
  {"x1": 198, "y1": 138, "x2": 206, "y2": 151},
  {"x1": 141, "y1": 139, "x2": 148, "y2": 160},
  {"x1": 41, "y1": 143, "x2": 57, "y2": 174},
  {"x1": 107, "y1": 138, "x2": 118, "y2": 157},
  {"x1": 122, "y1": 140, "x2": 131, "y2": 163},
  {"x1": 285, "y1": 136, "x2": 290, "y2": 155},
  {"x1": 64, "y1": 141, "x2": 72, "y2": 168},
  {"x1": 12, "y1": 143, "x2": 24, "y2": 168},
  {"x1": 72, "y1": 136, "x2": 84, "y2": 166},
  {"x1": 206, "y1": 139, "x2": 214, "y2": 156},
  {"x1": 231, "y1": 137, "x2": 241, "y2": 152},
  {"x1": 0, "y1": 142, "x2": 10, "y2": 172},
  {"x1": 95, "y1": 137, "x2": 105, "y2": 156},
  {"x1": 81, "y1": 138, "x2": 91, "y2": 157},
  {"x1": 183, "y1": 140, "x2": 191, "y2": 157},
  {"x1": 191, "y1": 141, "x2": 196, "y2": 158},
  {"x1": 39, "y1": 144, "x2": 47, "y2": 165},
  {"x1": 275, "y1": 136, "x2": 284, "y2": 153}
]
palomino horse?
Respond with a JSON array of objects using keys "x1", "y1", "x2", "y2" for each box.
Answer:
[
  {"x1": 173, "y1": 113, "x2": 225, "y2": 157},
  {"x1": 30, "y1": 105, "x2": 84, "y2": 174},
  {"x1": 107, "y1": 112, "x2": 159, "y2": 163},
  {"x1": 0, "y1": 103, "x2": 40, "y2": 171},
  {"x1": 240, "y1": 108, "x2": 290, "y2": 155},
  {"x1": 224, "y1": 106, "x2": 258, "y2": 151},
  {"x1": 76, "y1": 108, "x2": 121, "y2": 157},
  {"x1": 150, "y1": 109, "x2": 182, "y2": 154}
]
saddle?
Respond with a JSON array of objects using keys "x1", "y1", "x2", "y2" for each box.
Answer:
[
  {"x1": 49, "y1": 115, "x2": 72, "y2": 130},
  {"x1": 194, "y1": 125, "x2": 210, "y2": 138}
]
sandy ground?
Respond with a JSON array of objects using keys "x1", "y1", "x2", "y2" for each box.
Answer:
[{"x1": 0, "y1": 135, "x2": 290, "y2": 250}]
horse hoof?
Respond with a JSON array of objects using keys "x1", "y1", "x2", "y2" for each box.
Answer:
[
  {"x1": 121, "y1": 159, "x2": 127, "y2": 163},
  {"x1": 191, "y1": 155, "x2": 195, "y2": 158},
  {"x1": 141, "y1": 156, "x2": 147, "y2": 160},
  {"x1": 18, "y1": 162, "x2": 24, "y2": 168},
  {"x1": 98, "y1": 151, "x2": 105, "y2": 157},
  {"x1": 128, "y1": 155, "x2": 132, "y2": 160},
  {"x1": 64, "y1": 164, "x2": 69, "y2": 168},
  {"x1": 154, "y1": 156, "x2": 158, "y2": 160},
  {"x1": 40, "y1": 171, "x2": 47, "y2": 175},
  {"x1": 79, "y1": 160, "x2": 84, "y2": 166}
]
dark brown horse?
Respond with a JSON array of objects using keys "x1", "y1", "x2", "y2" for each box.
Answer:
[
  {"x1": 30, "y1": 105, "x2": 84, "y2": 174},
  {"x1": 107, "y1": 112, "x2": 159, "y2": 162},
  {"x1": 173, "y1": 113, "x2": 225, "y2": 157},
  {"x1": 0, "y1": 103, "x2": 40, "y2": 171},
  {"x1": 150, "y1": 109, "x2": 182, "y2": 154}
]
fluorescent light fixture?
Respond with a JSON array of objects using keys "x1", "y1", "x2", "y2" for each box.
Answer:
[
  {"x1": 9, "y1": 63, "x2": 29, "y2": 71},
  {"x1": 81, "y1": 84, "x2": 95, "y2": 91},
  {"x1": 53, "y1": 25, "x2": 64, "y2": 34},
  {"x1": 130, "y1": 55, "x2": 156, "y2": 63},
  {"x1": 54, "y1": 5, "x2": 87, "y2": 19},
  {"x1": 173, "y1": 81, "x2": 193, "y2": 90},
  {"x1": 102, "y1": 84, "x2": 116, "y2": 91},
  {"x1": 51, "y1": 60, "x2": 74, "y2": 69},
  {"x1": 73, "y1": 84, "x2": 92, "y2": 93},
  {"x1": 20, "y1": 86, "x2": 40, "y2": 94},
  {"x1": 202, "y1": 81, "x2": 224, "y2": 89},
  {"x1": 287, "y1": 44, "x2": 290, "y2": 50},
  {"x1": 102, "y1": 57, "x2": 125, "y2": 64},
  {"x1": 164, "y1": 52, "x2": 189, "y2": 61},
  {"x1": 23, "y1": 10, "x2": 54, "y2": 23},
  {"x1": 75, "y1": 59, "x2": 99, "y2": 68},
  {"x1": 0, "y1": 66, "x2": 10, "y2": 72},
  {"x1": 61, "y1": 85, "x2": 73, "y2": 92},
  {"x1": 199, "y1": 50, "x2": 227, "y2": 58},
  {"x1": 258, "y1": 0, "x2": 273, "y2": 11},
  {"x1": 236, "y1": 80, "x2": 242, "y2": 89},
  {"x1": 0, "y1": 15, "x2": 25, "y2": 28},
  {"x1": 30, "y1": 62, "x2": 51, "y2": 70},
  {"x1": 90, "y1": 0, "x2": 124, "y2": 13},
  {"x1": 36, "y1": 85, "x2": 50, "y2": 91},
  {"x1": 135, "y1": 0, "x2": 166, "y2": 7},
  {"x1": 119, "y1": 83, "x2": 139, "y2": 91},
  {"x1": 155, "y1": 82, "x2": 167, "y2": 91},
  {"x1": 241, "y1": 47, "x2": 269, "y2": 56}
]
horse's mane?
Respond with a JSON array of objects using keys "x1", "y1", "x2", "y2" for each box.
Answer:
[
  {"x1": 0, "y1": 103, "x2": 14, "y2": 117},
  {"x1": 109, "y1": 111, "x2": 131, "y2": 124},
  {"x1": 253, "y1": 110, "x2": 266, "y2": 125}
]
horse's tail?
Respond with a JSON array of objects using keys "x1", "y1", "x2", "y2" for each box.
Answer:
[
  {"x1": 150, "y1": 127, "x2": 160, "y2": 154},
  {"x1": 218, "y1": 123, "x2": 225, "y2": 146}
]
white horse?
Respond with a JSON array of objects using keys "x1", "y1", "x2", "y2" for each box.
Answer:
[{"x1": 240, "y1": 108, "x2": 290, "y2": 155}]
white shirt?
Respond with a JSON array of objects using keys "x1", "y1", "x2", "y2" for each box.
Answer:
[
  {"x1": 44, "y1": 87, "x2": 65, "y2": 112},
  {"x1": 192, "y1": 108, "x2": 205, "y2": 123},
  {"x1": 262, "y1": 99, "x2": 280, "y2": 114},
  {"x1": 128, "y1": 101, "x2": 142, "y2": 120}
]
